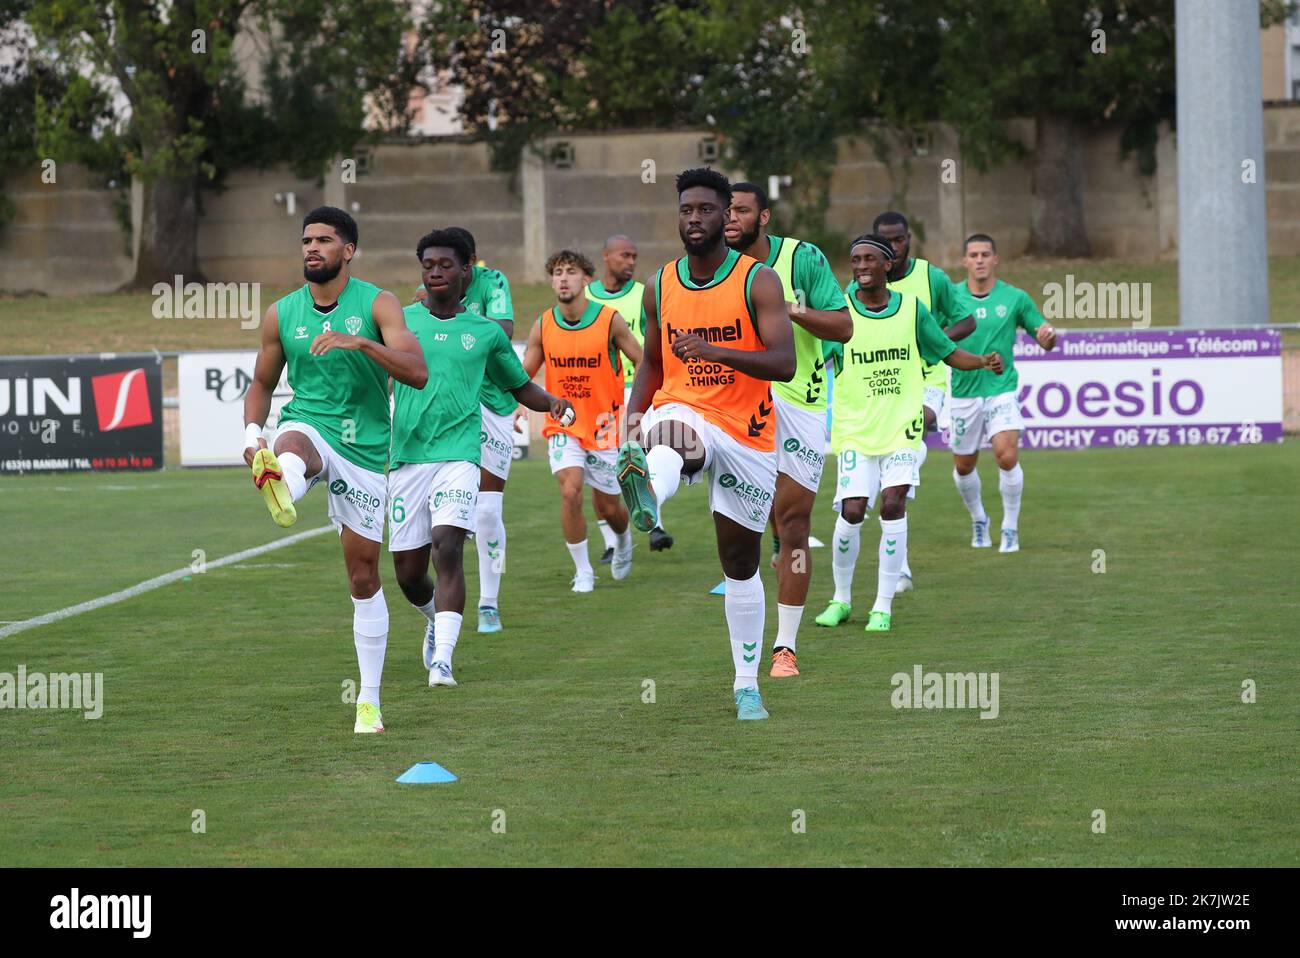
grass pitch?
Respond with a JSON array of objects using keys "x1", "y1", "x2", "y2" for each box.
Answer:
[{"x1": 1, "y1": 443, "x2": 1295, "y2": 866}]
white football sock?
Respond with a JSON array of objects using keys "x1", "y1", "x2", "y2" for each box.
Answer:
[
  {"x1": 775, "y1": 603, "x2": 803, "y2": 653},
  {"x1": 999, "y1": 463, "x2": 1024, "y2": 530},
  {"x1": 352, "y1": 589, "x2": 389, "y2": 708},
  {"x1": 873, "y1": 517, "x2": 908, "y2": 614},
  {"x1": 645, "y1": 445, "x2": 684, "y2": 508},
  {"x1": 597, "y1": 519, "x2": 617, "y2": 551},
  {"x1": 900, "y1": 446, "x2": 923, "y2": 578},
  {"x1": 566, "y1": 539, "x2": 592, "y2": 576},
  {"x1": 278, "y1": 451, "x2": 308, "y2": 502},
  {"x1": 615, "y1": 525, "x2": 633, "y2": 554},
  {"x1": 724, "y1": 570, "x2": 765, "y2": 691},
  {"x1": 476, "y1": 491, "x2": 505, "y2": 607},
  {"x1": 831, "y1": 514, "x2": 862, "y2": 604},
  {"x1": 433, "y1": 611, "x2": 462, "y2": 667},
  {"x1": 953, "y1": 468, "x2": 987, "y2": 522},
  {"x1": 413, "y1": 595, "x2": 438, "y2": 627}
]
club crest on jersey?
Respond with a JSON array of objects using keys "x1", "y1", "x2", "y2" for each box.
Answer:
[
  {"x1": 461, "y1": 333, "x2": 477, "y2": 350},
  {"x1": 996, "y1": 305, "x2": 1008, "y2": 318},
  {"x1": 345, "y1": 316, "x2": 363, "y2": 335}
]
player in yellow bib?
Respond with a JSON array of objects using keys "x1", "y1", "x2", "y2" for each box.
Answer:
[
  {"x1": 870, "y1": 210, "x2": 977, "y2": 595},
  {"x1": 525, "y1": 248, "x2": 643, "y2": 592},
  {"x1": 725, "y1": 182, "x2": 852, "y2": 678},
  {"x1": 816, "y1": 235, "x2": 1001, "y2": 633}
]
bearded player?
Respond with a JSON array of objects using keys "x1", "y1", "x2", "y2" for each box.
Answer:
[
  {"x1": 617, "y1": 168, "x2": 795, "y2": 721},
  {"x1": 725, "y1": 181, "x2": 851, "y2": 678},
  {"x1": 243, "y1": 206, "x2": 427, "y2": 734}
]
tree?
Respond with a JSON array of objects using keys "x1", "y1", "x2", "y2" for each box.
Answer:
[
  {"x1": 434, "y1": 0, "x2": 715, "y2": 171},
  {"x1": 928, "y1": 0, "x2": 1292, "y2": 257},
  {"x1": 21, "y1": 0, "x2": 424, "y2": 289}
]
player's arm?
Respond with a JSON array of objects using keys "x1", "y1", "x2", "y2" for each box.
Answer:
[
  {"x1": 789, "y1": 244, "x2": 853, "y2": 342},
  {"x1": 670, "y1": 266, "x2": 795, "y2": 382},
  {"x1": 488, "y1": 324, "x2": 570, "y2": 422},
  {"x1": 243, "y1": 303, "x2": 286, "y2": 465},
  {"x1": 627, "y1": 276, "x2": 664, "y2": 424},
  {"x1": 934, "y1": 267, "x2": 976, "y2": 341},
  {"x1": 610, "y1": 311, "x2": 644, "y2": 367},
  {"x1": 789, "y1": 301, "x2": 852, "y2": 342},
  {"x1": 1019, "y1": 292, "x2": 1057, "y2": 350},
  {"x1": 920, "y1": 306, "x2": 1002, "y2": 374},
  {"x1": 484, "y1": 270, "x2": 515, "y2": 339},
  {"x1": 310, "y1": 291, "x2": 428, "y2": 388},
  {"x1": 512, "y1": 380, "x2": 571, "y2": 423},
  {"x1": 522, "y1": 316, "x2": 545, "y2": 378},
  {"x1": 946, "y1": 314, "x2": 977, "y2": 341}
]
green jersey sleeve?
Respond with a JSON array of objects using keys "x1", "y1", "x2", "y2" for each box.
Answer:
[
  {"x1": 928, "y1": 264, "x2": 968, "y2": 328},
  {"x1": 483, "y1": 269, "x2": 514, "y2": 322},
  {"x1": 916, "y1": 302, "x2": 957, "y2": 365},
  {"x1": 793, "y1": 242, "x2": 846, "y2": 312},
  {"x1": 484, "y1": 323, "x2": 530, "y2": 394},
  {"x1": 1015, "y1": 288, "x2": 1046, "y2": 334}
]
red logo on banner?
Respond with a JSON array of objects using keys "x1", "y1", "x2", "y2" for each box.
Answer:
[{"x1": 91, "y1": 368, "x2": 153, "y2": 431}]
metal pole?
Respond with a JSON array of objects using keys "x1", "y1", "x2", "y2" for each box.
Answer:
[{"x1": 1176, "y1": 0, "x2": 1271, "y2": 327}]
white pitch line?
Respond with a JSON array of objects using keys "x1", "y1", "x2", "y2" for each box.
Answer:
[{"x1": 0, "y1": 526, "x2": 333, "y2": 639}]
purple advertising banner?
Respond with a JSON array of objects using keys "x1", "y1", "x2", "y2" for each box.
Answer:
[{"x1": 927, "y1": 328, "x2": 1283, "y2": 449}]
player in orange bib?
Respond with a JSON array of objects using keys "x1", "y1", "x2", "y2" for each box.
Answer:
[
  {"x1": 524, "y1": 249, "x2": 644, "y2": 593},
  {"x1": 617, "y1": 168, "x2": 795, "y2": 722}
]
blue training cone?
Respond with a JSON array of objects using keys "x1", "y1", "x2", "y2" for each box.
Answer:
[
  {"x1": 396, "y1": 761, "x2": 458, "y2": 784},
  {"x1": 710, "y1": 580, "x2": 726, "y2": 595}
]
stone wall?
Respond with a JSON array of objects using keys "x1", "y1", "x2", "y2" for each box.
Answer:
[{"x1": 5, "y1": 107, "x2": 1300, "y2": 293}]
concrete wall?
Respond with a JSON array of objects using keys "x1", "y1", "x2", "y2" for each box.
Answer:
[
  {"x1": 0, "y1": 163, "x2": 133, "y2": 294},
  {"x1": 1262, "y1": 23, "x2": 1288, "y2": 102},
  {"x1": 7, "y1": 106, "x2": 1300, "y2": 293}
]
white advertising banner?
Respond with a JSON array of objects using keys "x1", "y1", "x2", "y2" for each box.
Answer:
[
  {"x1": 179, "y1": 351, "x2": 292, "y2": 466},
  {"x1": 926, "y1": 328, "x2": 1283, "y2": 450}
]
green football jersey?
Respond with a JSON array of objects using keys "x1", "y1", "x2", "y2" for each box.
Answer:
[
  {"x1": 391, "y1": 304, "x2": 530, "y2": 468},
  {"x1": 950, "y1": 280, "x2": 1045, "y2": 398},
  {"x1": 764, "y1": 235, "x2": 845, "y2": 411},
  {"x1": 832, "y1": 289, "x2": 956, "y2": 455},
  {"x1": 462, "y1": 265, "x2": 519, "y2": 415},
  {"x1": 275, "y1": 277, "x2": 391, "y2": 472}
]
